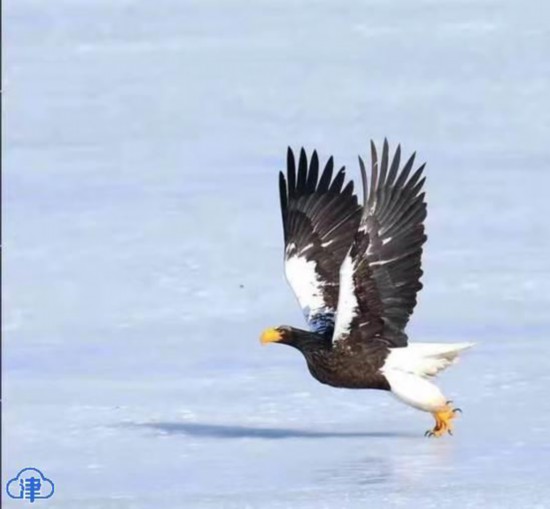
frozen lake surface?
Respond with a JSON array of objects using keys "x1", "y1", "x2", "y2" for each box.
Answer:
[{"x1": 4, "y1": 1, "x2": 550, "y2": 507}]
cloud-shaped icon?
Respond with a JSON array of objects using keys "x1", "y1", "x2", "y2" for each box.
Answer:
[{"x1": 6, "y1": 468, "x2": 55, "y2": 502}]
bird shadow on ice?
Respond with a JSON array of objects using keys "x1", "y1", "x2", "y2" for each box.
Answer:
[{"x1": 131, "y1": 421, "x2": 416, "y2": 439}]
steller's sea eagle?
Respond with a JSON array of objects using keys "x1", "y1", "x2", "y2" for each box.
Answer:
[{"x1": 260, "y1": 140, "x2": 473, "y2": 437}]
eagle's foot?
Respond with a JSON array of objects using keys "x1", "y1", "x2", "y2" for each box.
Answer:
[{"x1": 425, "y1": 403, "x2": 461, "y2": 438}]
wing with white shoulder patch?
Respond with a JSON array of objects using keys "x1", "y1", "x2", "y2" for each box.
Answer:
[
  {"x1": 332, "y1": 140, "x2": 428, "y2": 346},
  {"x1": 279, "y1": 148, "x2": 362, "y2": 336}
]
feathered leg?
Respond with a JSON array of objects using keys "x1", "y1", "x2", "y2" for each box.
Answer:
[{"x1": 383, "y1": 370, "x2": 462, "y2": 438}]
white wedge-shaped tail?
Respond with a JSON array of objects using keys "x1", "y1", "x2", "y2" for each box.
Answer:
[{"x1": 382, "y1": 342, "x2": 474, "y2": 412}]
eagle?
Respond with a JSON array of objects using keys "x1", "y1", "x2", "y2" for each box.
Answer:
[{"x1": 260, "y1": 140, "x2": 473, "y2": 437}]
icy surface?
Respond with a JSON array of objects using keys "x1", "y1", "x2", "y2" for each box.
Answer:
[{"x1": 3, "y1": 1, "x2": 550, "y2": 507}]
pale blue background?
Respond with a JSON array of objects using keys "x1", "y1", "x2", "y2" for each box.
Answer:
[{"x1": 4, "y1": 1, "x2": 550, "y2": 507}]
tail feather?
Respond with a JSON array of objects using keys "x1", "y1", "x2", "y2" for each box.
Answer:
[{"x1": 383, "y1": 342, "x2": 474, "y2": 378}]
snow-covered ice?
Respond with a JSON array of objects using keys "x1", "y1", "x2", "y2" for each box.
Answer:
[{"x1": 3, "y1": 1, "x2": 550, "y2": 507}]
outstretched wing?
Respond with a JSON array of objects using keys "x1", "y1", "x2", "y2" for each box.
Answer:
[
  {"x1": 332, "y1": 140, "x2": 427, "y2": 347},
  {"x1": 280, "y1": 147, "x2": 362, "y2": 337}
]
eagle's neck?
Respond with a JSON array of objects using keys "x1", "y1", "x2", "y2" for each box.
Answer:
[{"x1": 289, "y1": 328, "x2": 332, "y2": 354}]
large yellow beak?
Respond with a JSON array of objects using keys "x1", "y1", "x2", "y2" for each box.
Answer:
[{"x1": 260, "y1": 327, "x2": 283, "y2": 345}]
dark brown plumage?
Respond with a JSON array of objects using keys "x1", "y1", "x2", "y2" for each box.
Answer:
[{"x1": 272, "y1": 326, "x2": 391, "y2": 391}]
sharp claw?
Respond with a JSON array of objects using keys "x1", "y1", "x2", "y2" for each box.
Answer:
[{"x1": 428, "y1": 404, "x2": 462, "y2": 438}]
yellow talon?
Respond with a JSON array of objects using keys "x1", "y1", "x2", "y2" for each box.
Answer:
[{"x1": 426, "y1": 404, "x2": 460, "y2": 438}]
